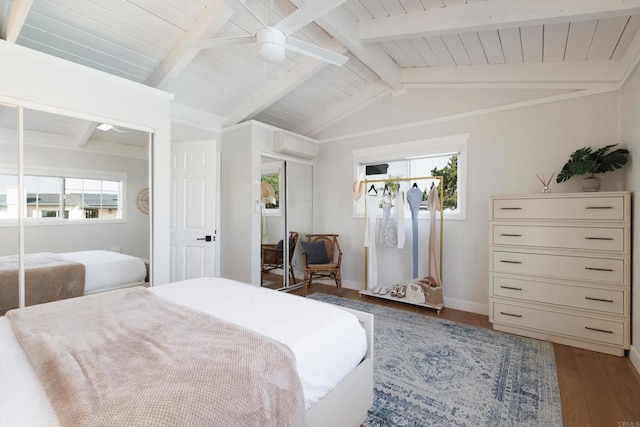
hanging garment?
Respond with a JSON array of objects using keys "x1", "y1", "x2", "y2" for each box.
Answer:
[
  {"x1": 427, "y1": 185, "x2": 442, "y2": 286},
  {"x1": 395, "y1": 190, "x2": 405, "y2": 249},
  {"x1": 364, "y1": 193, "x2": 380, "y2": 287},
  {"x1": 377, "y1": 197, "x2": 397, "y2": 247},
  {"x1": 406, "y1": 185, "x2": 423, "y2": 279}
]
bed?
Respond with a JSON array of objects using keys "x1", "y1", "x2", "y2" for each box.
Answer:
[
  {"x1": 0, "y1": 277, "x2": 374, "y2": 426},
  {"x1": 56, "y1": 250, "x2": 148, "y2": 294},
  {"x1": 0, "y1": 250, "x2": 148, "y2": 314}
]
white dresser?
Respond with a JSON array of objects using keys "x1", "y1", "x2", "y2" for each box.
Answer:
[{"x1": 489, "y1": 192, "x2": 631, "y2": 356}]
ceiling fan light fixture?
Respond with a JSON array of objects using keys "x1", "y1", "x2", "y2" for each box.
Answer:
[
  {"x1": 96, "y1": 123, "x2": 113, "y2": 131},
  {"x1": 257, "y1": 27, "x2": 286, "y2": 63}
]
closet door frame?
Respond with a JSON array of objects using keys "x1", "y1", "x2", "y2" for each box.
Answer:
[{"x1": 1, "y1": 99, "x2": 155, "y2": 309}]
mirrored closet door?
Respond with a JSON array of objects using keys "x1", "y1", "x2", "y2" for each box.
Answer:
[
  {"x1": 259, "y1": 156, "x2": 312, "y2": 291},
  {"x1": 0, "y1": 104, "x2": 19, "y2": 315},
  {"x1": 0, "y1": 106, "x2": 152, "y2": 313}
]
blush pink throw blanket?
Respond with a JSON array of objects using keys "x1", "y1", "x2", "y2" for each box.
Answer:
[{"x1": 7, "y1": 287, "x2": 305, "y2": 427}]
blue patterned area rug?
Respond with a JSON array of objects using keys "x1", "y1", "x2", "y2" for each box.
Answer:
[{"x1": 308, "y1": 293, "x2": 562, "y2": 427}]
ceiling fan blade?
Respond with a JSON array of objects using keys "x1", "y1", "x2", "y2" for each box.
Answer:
[
  {"x1": 189, "y1": 35, "x2": 255, "y2": 50},
  {"x1": 274, "y1": 0, "x2": 347, "y2": 36},
  {"x1": 264, "y1": 62, "x2": 278, "y2": 80},
  {"x1": 286, "y1": 38, "x2": 348, "y2": 66}
]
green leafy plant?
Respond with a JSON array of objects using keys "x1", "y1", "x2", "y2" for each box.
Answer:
[
  {"x1": 384, "y1": 176, "x2": 401, "y2": 196},
  {"x1": 556, "y1": 144, "x2": 629, "y2": 183},
  {"x1": 430, "y1": 155, "x2": 458, "y2": 210}
]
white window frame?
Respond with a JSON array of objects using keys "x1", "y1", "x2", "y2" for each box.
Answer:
[
  {"x1": 352, "y1": 133, "x2": 468, "y2": 220},
  {"x1": 0, "y1": 165, "x2": 126, "y2": 226}
]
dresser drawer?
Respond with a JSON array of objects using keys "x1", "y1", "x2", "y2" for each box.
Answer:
[
  {"x1": 491, "y1": 250, "x2": 626, "y2": 284},
  {"x1": 492, "y1": 196, "x2": 626, "y2": 221},
  {"x1": 491, "y1": 275, "x2": 625, "y2": 315},
  {"x1": 492, "y1": 224, "x2": 626, "y2": 252},
  {"x1": 493, "y1": 302, "x2": 626, "y2": 346}
]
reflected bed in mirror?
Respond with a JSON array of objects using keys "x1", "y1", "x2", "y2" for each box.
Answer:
[
  {"x1": 0, "y1": 108, "x2": 152, "y2": 313},
  {"x1": 0, "y1": 250, "x2": 148, "y2": 315}
]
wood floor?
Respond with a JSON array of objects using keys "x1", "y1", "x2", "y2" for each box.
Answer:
[{"x1": 289, "y1": 283, "x2": 640, "y2": 426}]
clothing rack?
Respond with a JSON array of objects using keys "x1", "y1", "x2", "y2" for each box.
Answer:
[{"x1": 362, "y1": 175, "x2": 444, "y2": 291}]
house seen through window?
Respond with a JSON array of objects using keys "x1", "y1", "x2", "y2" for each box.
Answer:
[{"x1": 0, "y1": 174, "x2": 122, "y2": 221}]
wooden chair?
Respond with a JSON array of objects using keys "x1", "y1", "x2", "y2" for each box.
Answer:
[
  {"x1": 261, "y1": 232, "x2": 299, "y2": 285},
  {"x1": 302, "y1": 234, "x2": 342, "y2": 297}
]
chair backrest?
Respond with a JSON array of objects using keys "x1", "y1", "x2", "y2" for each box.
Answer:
[
  {"x1": 306, "y1": 234, "x2": 341, "y2": 265},
  {"x1": 288, "y1": 232, "x2": 299, "y2": 262}
]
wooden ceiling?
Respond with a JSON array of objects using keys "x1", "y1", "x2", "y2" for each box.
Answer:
[{"x1": 2, "y1": 0, "x2": 640, "y2": 138}]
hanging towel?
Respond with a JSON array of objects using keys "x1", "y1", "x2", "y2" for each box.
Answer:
[
  {"x1": 406, "y1": 186, "x2": 423, "y2": 279},
  {"x1": 427, "y1": 185, "x2": 442, "y2": 286},
  {"x1": 396, "y1": 190, "x2": 405, "y2": 249}
]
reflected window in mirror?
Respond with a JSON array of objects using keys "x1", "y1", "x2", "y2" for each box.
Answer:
[
  {"x1": 0, "y1": 172, "x2": 124, "y2": 222},
  {"x1": 261, "y1": 162, "x2": 283, "y2": 216},
  {"x1": 0, "y1": 173, "x2": 18, "y2": 219}
]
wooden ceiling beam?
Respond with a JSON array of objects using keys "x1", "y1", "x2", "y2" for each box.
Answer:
[
  {"x1": 146, "y1": 0, "x2": 234, "y2": 89},
  {"x1": 74, "y1": 121, "x2": 98, "y2": 147},
  {"x1": 401, "y1": 60, "x2": 624, "y2": 87},
  {"x1": 289, "y1": 0, "x2": 402, "y2": 90},
  {"x1": 358, "y1": 0, "x2": 640, "y2": 43},
  {"x1": 223, "y1": 41, "x2": 347, "y2": 127},
  {"x1": 295, "y1": 83, "x2": 389, "y2": 137},
  {"x1": 2, "y1": 0, "x2": 33, "y2": 43}
]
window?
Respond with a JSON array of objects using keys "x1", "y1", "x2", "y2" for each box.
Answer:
[
  {"x1": 352, "y1": 134, "x2": 468, "y2": 220},
  {"x1": 261, "y1": 174, "x2": 280, "y2": 209},
  {"x1": 261, "y1": 160, "x2": 284, "y2": 216},
  {"x1": 0, "y1": 172, "x2": 123, "y2": 222}
]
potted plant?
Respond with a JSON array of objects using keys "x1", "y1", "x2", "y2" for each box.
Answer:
[{"x1": 556, "y1": 144, "x2": 629, "y2": 192}]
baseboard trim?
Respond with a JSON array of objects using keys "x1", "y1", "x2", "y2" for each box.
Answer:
[
  {"x1": 341, "y1": 279, "x2": 364, "y2": 290},
  {"x1": 629, "y1": 345, "x2": 640, "y2": 375},
  {"x1": 444, "y1": 297, "x2": 489, "y2": 316}
]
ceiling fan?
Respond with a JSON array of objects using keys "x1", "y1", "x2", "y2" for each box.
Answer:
[{"x1": 191, "y1": 0, "x2": 349, "y2": 75}]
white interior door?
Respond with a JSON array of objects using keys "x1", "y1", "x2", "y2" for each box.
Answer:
[{"x1": 170, "y1": 140, "x2": 217, "y2": 281}]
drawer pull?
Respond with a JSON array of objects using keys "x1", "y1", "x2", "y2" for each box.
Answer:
[
  {"x1": 585, "y1": 296, "x2": 614, "y2": 303},
  {"x1": 585, "y1": 237, "x2": 614, "y2": 241},
  {"x1": 500, "y1": 312, "x2": 522, "y2": 318},
  {"x1": 585, "y1": 267, "x2": 614, "y2": 272},
  {"x1": 585, "y1": 326, "x2": 614, "y2": 334},
  {"x1": 500, "y1": 286, "x2": 522, "y2": 291},
  {"x1": 500, "y1": 260, "x2": 522, "y2": 264},
  {"x1": 500, "y1": 233, "x2": 522, "y2": 237},
  {"x1": 585, "y1": 206, "x2": 613, "y2": 210},
  {"x1": 500, "y1": 207, "x2": 522, "y2": 210}
]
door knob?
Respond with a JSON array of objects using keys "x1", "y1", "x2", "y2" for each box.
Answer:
[{"x1": 197, "y1": 235, "x2": 213, "y2": 242}]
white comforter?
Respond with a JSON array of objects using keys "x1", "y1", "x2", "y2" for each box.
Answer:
[
  {"x1": 0, "y1": 277, "x2": 368, "y2": 425},
  {"x1": 57, "y1": 250, "x2": 147, "y2": 294}
]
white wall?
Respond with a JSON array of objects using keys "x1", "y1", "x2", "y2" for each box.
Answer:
[
  {"x1": 621, "y1": 64, "x2": 640, "y2": 372},
  {"x1": 220, "y1": 124, "x2": 256, "y2": 284},
  {"x1": 313, "y1": 89, "x2": 622, "y2": 314},
  {"x1": 0, "y1": 40, "x2": 172, "y2": 284}
]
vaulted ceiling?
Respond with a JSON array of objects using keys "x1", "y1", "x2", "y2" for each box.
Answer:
[{"x1": 2, "y1": 0, "x2": 640, "y2": 140}]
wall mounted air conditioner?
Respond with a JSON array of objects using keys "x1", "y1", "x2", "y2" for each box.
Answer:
[{"x1": 273, "y1": 132, "x2": 318, "y2": 160}]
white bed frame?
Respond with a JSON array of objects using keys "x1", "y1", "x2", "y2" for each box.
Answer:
[{"x1": 306, "y1": 306, "x2": 374, "y2": 427}]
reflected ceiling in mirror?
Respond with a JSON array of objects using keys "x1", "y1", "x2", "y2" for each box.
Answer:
[{"x1": 0, "y1": 109, "x2": 150, "y2": 160}]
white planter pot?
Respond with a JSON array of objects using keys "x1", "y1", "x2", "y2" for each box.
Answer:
[{"x1": 581, "y1": 176, "x2": 601, "y2": 192}]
